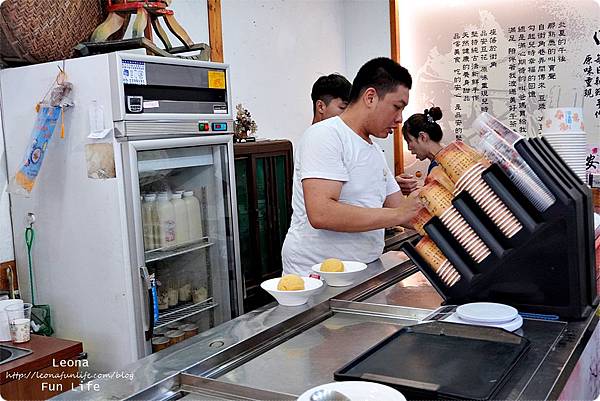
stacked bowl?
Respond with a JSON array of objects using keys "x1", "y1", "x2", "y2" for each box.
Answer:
[{"x1": 541, "y1": 107, "x2": 587, "y2": 182}]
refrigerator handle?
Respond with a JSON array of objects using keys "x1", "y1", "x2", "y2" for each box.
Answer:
[{"x1": 140, "y1": 266, "x2": 155, "y2": 341}]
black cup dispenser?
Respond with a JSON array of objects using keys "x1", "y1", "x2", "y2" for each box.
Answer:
[{"x1": 402, "y1": 137, "x2": 598, "y2": 319}]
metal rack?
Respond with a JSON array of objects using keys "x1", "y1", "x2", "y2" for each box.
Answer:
[
  {"x1": 156, "y1": 298, "x2": 217, "y2": 328},
  {"x1": 145, "y1": 237, "x2": 214, "y2": 263}
]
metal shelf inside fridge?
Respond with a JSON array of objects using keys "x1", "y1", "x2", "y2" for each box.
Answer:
[
  {"x1": 138, "y1": 154, "x2": 214, "y2": 172},
  {"x1": 145, "y1": 237, "x2": 214, "y2": 263},
  {"x1": 156, "y1": 298, "x2": 216, "y2": 328}
]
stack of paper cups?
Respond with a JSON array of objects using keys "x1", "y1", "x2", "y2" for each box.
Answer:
[
  {"x1": 0, "y1": 299, "x2": 23, "y2": 341},
  {"x1": 454, "y1": 162, "x2": 523, "y2": 238},
  {"x1": 415, "y1": 236, "x2": 461, "y2": 287},
  {"x1": 475, "y1": 129, "x2": 555, "y2": 211},
  {"x1": 474, "y1": 112, "x2": 524, "y2": 145},
  {"x1": 419, "y1": 180, "x2": 491, "y2": 263}
]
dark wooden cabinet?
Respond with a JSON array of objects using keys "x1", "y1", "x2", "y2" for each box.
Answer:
[
  {"x1": 234, "y1": 140, "x2": 293, "y2": 312},
  {"x1": 0, "y1": 335, "x2": 83, "y2": 400}
]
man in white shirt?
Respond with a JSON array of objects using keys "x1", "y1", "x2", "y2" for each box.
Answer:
[
  {"x1": 282, "y1": 57, "x2": 421, "y2": 276},
  {"x1": 311, "y1": 73, "x2": 351, "y2": 124}
]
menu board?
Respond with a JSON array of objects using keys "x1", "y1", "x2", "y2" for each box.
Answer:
[{"x1": 400, "y1": 0, "x2": 600, "y2": 174}]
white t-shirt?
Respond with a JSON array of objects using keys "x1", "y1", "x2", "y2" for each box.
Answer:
[{"x1": 281, "y1": 116, "x2": 400, "y2": 276}]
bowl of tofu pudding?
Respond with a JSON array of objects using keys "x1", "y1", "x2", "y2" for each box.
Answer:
[
  {"x1": 312, "y1": 259, "x2": 367, "y2": 287},
  {"x1": 261, "y1": 275, "x2": 323, "y2": 306}
]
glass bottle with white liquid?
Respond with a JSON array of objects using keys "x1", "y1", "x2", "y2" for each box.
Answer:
[
  {"x1": 142, "y1": 194, "x2": 156, "y2": 250},
  {"x1": 183, "y1": 191, "x2": 203, "y2": 241},
  {"x1": 171, "y1": 192, "x2": 190, "y2": 246},
  {"x1": 156, "y1": 193, "x2": 176, "y2": 248}
]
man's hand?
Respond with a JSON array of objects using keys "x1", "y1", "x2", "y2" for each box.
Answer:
[
  {"x1": 396, "y1": 173, "x2": 418, "y2": 196},
  {"x1": 393, "y1": 194, "x2": 422, "y2": 228}
]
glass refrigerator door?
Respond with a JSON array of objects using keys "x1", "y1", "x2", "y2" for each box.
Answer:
[{"x1": 128, "y1": 136, "x2": 241, "y2": 349}]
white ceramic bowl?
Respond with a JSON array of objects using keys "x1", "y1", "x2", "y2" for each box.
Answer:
[
  {"x1": 260, "y1": 277, "x2": 323, "y2": 306},
  {"x1": 298, "y1": 381, "x2": 406, "y2": 401},
  {"x1": 311, "y1": 261, "x2": 368, "y2": 287}
]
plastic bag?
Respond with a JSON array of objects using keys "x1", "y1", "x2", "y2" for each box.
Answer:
[{"x1": 8, "y1": 105, "x2": 62, "y2": 195}]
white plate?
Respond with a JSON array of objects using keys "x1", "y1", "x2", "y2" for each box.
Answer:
[
  {"x1": 456, "y1": 302, "x2": 518, "y2": 323},
  {"x1": 444, "y1": 312, "x2": 523, "y2": 331},
  {"x1": 297, "y1": 381, "x2": 406, "y2": 401}
]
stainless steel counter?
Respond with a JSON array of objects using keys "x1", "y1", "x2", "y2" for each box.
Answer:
[
  {"x1": 55, "y1": 251, "x2": 417, "y2": 400},
  {"x1": 55, "y1": 250, "x2": 599, "y2": 400},
  {"x1": 216, "y1": 302, "x2": 430, "y2": 396}
]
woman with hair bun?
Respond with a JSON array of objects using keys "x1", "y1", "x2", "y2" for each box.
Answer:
[{"x1": 395, "y1": 106, "x2": 445, "y2": 195}]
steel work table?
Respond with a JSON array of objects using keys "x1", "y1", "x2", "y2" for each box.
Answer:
[{"x1": 55, "y1": 251, "x2": 599, "y2": 400}]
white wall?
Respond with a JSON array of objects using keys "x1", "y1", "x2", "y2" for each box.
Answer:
[
  {"x1": 342, "y1": 0, "x2": 394, "y2": 168},
  {"x1": 221, "y1": 0, "x2": 348, "y2": 145}
]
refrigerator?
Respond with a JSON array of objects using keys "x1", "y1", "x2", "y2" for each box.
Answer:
[{"x1": 0, "y1": 53, "x2": 242, "y2": 373}]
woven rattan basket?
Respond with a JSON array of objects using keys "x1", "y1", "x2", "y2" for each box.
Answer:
[{"x1": 0, "y1": 0, "x2": 105, "y2": 66}]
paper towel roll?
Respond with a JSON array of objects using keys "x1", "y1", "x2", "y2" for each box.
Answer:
[
  {"x1": 0, "y1": 300, "x2": 23, "y2": 341},
  {"x1": 542, "y1": 107, "x2": 585, "y2": 134}
]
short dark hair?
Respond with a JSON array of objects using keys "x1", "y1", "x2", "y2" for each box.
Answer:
[
  {"x1": 311, "y1": 73, "x2": 351, "y2": 110},
  {"x1": 402, "y1": 106, "x2": 444, "y2": 142},
  {"x1": 348, "y1": 57, "x2": 412, "y2": 103}
]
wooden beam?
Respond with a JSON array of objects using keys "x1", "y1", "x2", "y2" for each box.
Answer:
[
  {"x1": 389, "y1": 0, "x2": 403, "y2": 176},
  {"x1": 207, "y1": 0, "x2": 224, "y2": 62}
]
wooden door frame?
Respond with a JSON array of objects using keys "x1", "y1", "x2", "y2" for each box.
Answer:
[
  {"x1": 389, "y1": 0, "x2": 403, "y2": 176},
  {"x1": 207, "y1": 0, "x2": 224, "y2": 62}
]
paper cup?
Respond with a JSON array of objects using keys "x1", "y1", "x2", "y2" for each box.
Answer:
[
  {"x1": 415, "y1": 238, "x2": 461, "y2": 287},
  {"x1": 436, "y1": 141, "x2": 480, "y2": 183},
  {"x1": 6, "y1": 303, "x2": 31, "y2": 344},
  {"x1": 419, "y1": 180, "x2": 454, "y2": 216},
  {"x1": 440, "y1": 262, "x2": 461, "y2": 287},
  {"x1": 0, "y1": 300, "x2": 23, "y2": 342},
  {"x1": 411, "y1": 207, "x2": 433, "y2": 236},
  {"x1": 459, "y1": 171, "x2": 524, "y2": 238},
  {"x1": 415, "y1": 236, "x2": 449, "y2": 272},
  {"x1": 455, "y1": 140, "x2": 485, "y2": 162},
  {"x1": 426, "y1": 166, "x2": 455, "y2": 193}
]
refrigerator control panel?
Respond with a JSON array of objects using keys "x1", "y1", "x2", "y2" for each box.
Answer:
[{"x1": 197, "y1": 120, "x2": 233, "y2": 134}]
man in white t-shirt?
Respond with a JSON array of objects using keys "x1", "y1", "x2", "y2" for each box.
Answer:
[
  {"x1": 282, "y1": 57, "x2": 422, "y2": 276},
  {"x1": 311, "y1": 73, "x2": 351, "y2": 124}
]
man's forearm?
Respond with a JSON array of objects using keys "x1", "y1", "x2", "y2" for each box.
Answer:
[{"x1": 307, "y1": 199, "x2": 402, "y2": 232}]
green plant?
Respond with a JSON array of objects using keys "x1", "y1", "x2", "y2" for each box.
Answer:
[{"x1": 234, "y1": 103, "x2": 258, "y2": 138}]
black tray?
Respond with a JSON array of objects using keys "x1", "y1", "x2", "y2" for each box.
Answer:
[{"x1": 334, "y1": 321, "x2": 530, "y2": 400}]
